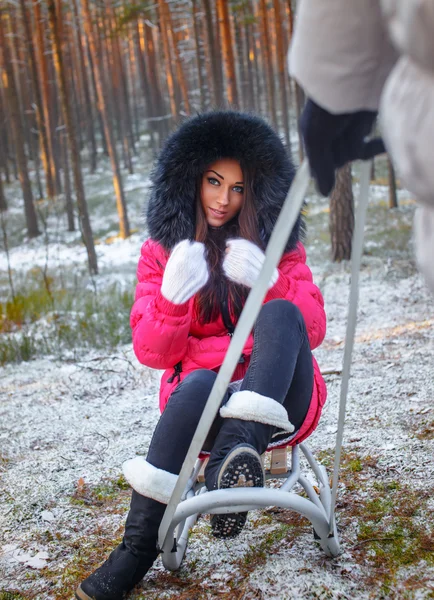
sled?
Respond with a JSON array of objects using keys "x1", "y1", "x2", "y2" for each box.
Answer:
[
  {"x1": 157, "y1": 160, "x2": 372, "y2": 567},
  {"x1": 160, "y1": 442, "x2": 340, "y2": 570}
]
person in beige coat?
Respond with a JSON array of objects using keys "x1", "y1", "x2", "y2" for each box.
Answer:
[{"x1": 289, "y1": 0, "x2": 434, "y2": 293}]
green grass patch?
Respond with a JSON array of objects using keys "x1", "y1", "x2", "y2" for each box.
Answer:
[{"x1": 0, "y1": 269, "x2": 134, "y2": 365}]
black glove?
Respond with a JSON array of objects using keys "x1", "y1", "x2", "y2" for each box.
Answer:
[{"x1": 300, "y1": 99, "x2": 386, "y2": 196}]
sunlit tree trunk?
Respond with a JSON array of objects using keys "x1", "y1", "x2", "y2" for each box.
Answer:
[
  {"x1": 217, "y1": 0, "x2": 239, "y2": 107},
  {"x1": 33, "y1": 0, "x2": 61, "y2": 195},
  {"x1": 164, "y1": 0, "x2": 191, "y2": 115},
  {"x1": 21, "y1": 0, "x2": 56, "y2": 199},
  {"x1": 72, "y1": 0, "x2": 97, "y2": 172},
  {"x1": 47, "y1": 0, "x2": 98, "y2": 272},
  {"x1": 273, "y1": 0, "x2": 290, "y2": 146},
  {"x1": 330, "y1": 164, "x2": 354, "y2": 262},
  {"x1": 0, "y1": 9, "x2": 40, "y2": 238},
  {"x1": 244, "y1": 3, "x2": 255, "y2": 111},
  {"x1": 260, "y1": 0, "x2": 277, "y2": 127},
  {"x1": 192, "y1": 0, "x2": 206, "y2": 110},
  {"x1": 81, "y1": 0, "x2": 130, "y2": 239},
  {"x1": 158, "y1": 0, "x2": 177, "y2": 120},
  {"x1": 233, "y1": 8, "x2": 247, "y2": 110}
]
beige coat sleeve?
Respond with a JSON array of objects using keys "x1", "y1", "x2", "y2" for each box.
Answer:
[{"x1": 289, "y1": 0, "x2": 397, "y2": 113}]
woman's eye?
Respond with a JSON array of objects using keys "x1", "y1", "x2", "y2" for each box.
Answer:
[
  {"x1": 208, "y1": 177, "x2": 219, "y2": 186},
  {"x1": 233, "y1": 186, "x2": 244, "y2": 194}
]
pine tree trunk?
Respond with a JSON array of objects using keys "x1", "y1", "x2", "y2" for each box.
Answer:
[
  {"x1": 72, "y1": 0, "x2": 97, "y2": 172},
  {"x1": 329, "y1": 164, "x2": 354, "y2": 262},
  {"x1": 81, "y1": 0, "x2": 130, "y2": 239},
  {"x1": 0, "y1": 171, "x2": 6, "y2": 211},
  {"x1": 192, "y1": 0, "x2": 206, "y2": 110},
  {"x1": 33, "y1": 0, "x2": 61, "y2": 195},
  {"x1": 233, "y1": 10, "x2": 247, "y2": 111},
  {"x1": 47, "y1": 0, "x2": 98, "y2": 273},
  {"x1": 163, "y1": 0, "x2": 191, "y2": 115},
  {"x1": 388, "y1": 156, "x2": 398, "y2": 209},
  {"x1": 244, "y1": 3, "x2": 255, "y2": 111},
  {"x1": 20, "y1": 0, "x2": 55, "y2": 198},
  {"x1": 260, "y1": 0, "x2": 277, "y2": 127},
  {"x1": 273, "y1": 0, "x2": 290, "y2": 146},
  {"x1": 0, "y1": 10, "x2": 40, "y2": 238},
  {"x1": 217, "y1": 0, "x2": 239, "y2": 107},
  {"x1": 295, "y1": 82, "x2": 305, "y2": 162},
  {"x1": 158, "y1": 0, "x2": 177, "y2": 120},
  {"x1": 62, "y1": 133, "x2": 75, "y2": 232}
]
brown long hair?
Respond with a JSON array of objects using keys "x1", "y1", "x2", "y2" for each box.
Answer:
[{"x1": 194, "y1": 164, "x2": 262, "y2": 324}]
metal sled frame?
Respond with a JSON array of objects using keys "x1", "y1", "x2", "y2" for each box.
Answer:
[
  {"x1": 161, "y1": 442, "x2": 340, "y2": 571},
  {"x1": 157, "y1": 160, "x2": 372, "y2": 569}
]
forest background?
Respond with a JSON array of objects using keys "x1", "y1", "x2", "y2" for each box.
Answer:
[{"x1": 0, "y1": 1, "x2": 433, "y2": 599}]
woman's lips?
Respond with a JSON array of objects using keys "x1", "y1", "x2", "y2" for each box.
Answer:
[{"x1": 210, "y1": 208, "x2": 228, "y2": 219}]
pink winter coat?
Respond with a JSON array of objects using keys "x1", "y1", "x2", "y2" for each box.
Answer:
[{"x1": 130, "y1": 238, "x2": 327, "y2": 446}]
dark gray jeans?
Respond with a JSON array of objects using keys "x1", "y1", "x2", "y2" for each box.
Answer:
[{"x1": 145, "y1": 299, "x2": 314, "y2": 478}]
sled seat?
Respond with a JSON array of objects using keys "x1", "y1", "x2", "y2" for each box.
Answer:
[{"x1": 197, "y1": 446, "x2": 289, "y2": 482}]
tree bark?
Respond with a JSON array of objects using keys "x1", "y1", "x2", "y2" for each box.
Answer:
[
  {"x1": 273, "y1": 0, "x2": 290, "y2": 146},
  {"x1": 203, "y1": 0, "x2": 223, "y2": 107},
  {"x1": 157, "y1": 0, "x2": 177, "y2": 120},
  {"x1": 388, "y1": 156, "x2": 398, "y2": 209},
  {"x1": 47, "y1": 0, "x2": 98, "y2": 273},
  {"x1": 217, "y1": 0, "x2": 239, "y2": 107},
  {"x1": 33, "y1": 0, "x2": 61, "y2": 195},
  {"x1": 329, "y1": 164, "x2": 354, "y2": 262},
  {"x1": 0, "y1": 9, "x2": 40, "y2": 238},
  {"x1": 260, "y1": 0, "x2": 277, "y2": 127},
  {"x1": 81, "y1": 0, "x2": 130, "y2": 239},
  {"x1": 163, "y1": 0, "x2": 191, "y2": 115},
  {"x1": 0, "y1": 170, "x2": 6, "y2": 211},
  {"x1": 192, "y1": 0, "x2": 206, "y2": 110},
  {"x1": 72, "y1": 0, "x2": 97, "y2": 172},
  {"x1": 62, "y1": 132, "x2": 75, "y2": 232}
]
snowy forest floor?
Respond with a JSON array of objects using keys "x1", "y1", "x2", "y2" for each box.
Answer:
[{"x1": 0, "y1": 152, "x2": 433, "y2": 599}]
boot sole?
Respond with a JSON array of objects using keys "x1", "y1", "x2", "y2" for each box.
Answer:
[
  {"x1": 75, "y1": 585, "x2": 93, "y2": 600},
  {"x1": 211, "y1": 446, "x2": 264, "y2": 539}
]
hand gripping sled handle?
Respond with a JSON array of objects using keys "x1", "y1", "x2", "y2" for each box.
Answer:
[{"x1": 158, "y1": 160, "x2": 311, "y2": 550}]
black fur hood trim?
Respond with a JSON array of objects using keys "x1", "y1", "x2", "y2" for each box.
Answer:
[{"x1": 146, "y1": 111, "x2": 303, "y2": 251}]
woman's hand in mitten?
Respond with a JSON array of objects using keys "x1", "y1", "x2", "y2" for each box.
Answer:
[
  {"x1": 222, "y1": 239, "x2": 278, "y2": 289},
  {"x1": 161, "y1": 240, "x2": 209, "y2": 304}
]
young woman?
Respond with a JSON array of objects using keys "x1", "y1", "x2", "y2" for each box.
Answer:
[{"x1": 76, "y1": 111, "x2": 327, "y2": 600}]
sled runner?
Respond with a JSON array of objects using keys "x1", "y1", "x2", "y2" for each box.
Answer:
[{"x1": 157, "y1": 160, "x2": 371, "y2": 567}]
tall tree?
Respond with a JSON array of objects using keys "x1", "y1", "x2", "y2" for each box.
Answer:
[
  {"x1": 158, "y1": 0, "x2": 177, "y2": 120},
  {"x1": 20, "y1": 0, "x2": 55, "y2": 197},
  {"x1": 203, "y1": 0, "x2": 224, "y2": 107},
  {"x1": 33, "y1": 0, "x2": 61, "y2": 194},
  {"x1": 72, "y1": 0, "x2": 97, "y2": 172},
  {"x1": 81, "y1": 0, "x2": 130, "y2": 239},
  {"x1": 192, "y1": 0, "x2": 206, "y2": 110},
  {"x1": 217, "y1": 0, "x2": 239, "y2": 107},
  {"x1": 163, "y1": 0, "x2": 191, "y2": 114},
  {"x1": 329, "y1": 165, "x2": 354, "y2": 262},
  {"x1": 0, "y1": 9, "x2": 40, "y2": 238},
  {"x1": 388, "y1": 156, "x2": 398, "y2": 209},
  {"x1": 259, "y1": 0, "x2": 277, "y2": 127},
  {"x1": 273, "y1": 0, "x2": 290, "y2": 146},
  {"x1": 47, "y1": 0, "x2": 97, "y2": 273}
]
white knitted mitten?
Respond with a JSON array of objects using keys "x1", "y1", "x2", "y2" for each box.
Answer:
[
  {"x1": 161, "y1": 240, "x2": 209, "y2": 304},
  {"x1": 223, "y1": 238, "x2": 279, "y2": 289}
]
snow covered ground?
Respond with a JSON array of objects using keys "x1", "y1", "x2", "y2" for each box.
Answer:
[{"x1": 0, "y1": 161, "x2": 433, "y2": 599}]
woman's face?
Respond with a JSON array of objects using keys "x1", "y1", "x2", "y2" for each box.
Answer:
[{"x1": 200, "y1": 159, "x2": 244, "y2": 227}]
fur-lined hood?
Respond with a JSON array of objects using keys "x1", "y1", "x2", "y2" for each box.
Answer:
[{"x1": 146, "y1": 111, "x2": 303, "y2": 251}]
